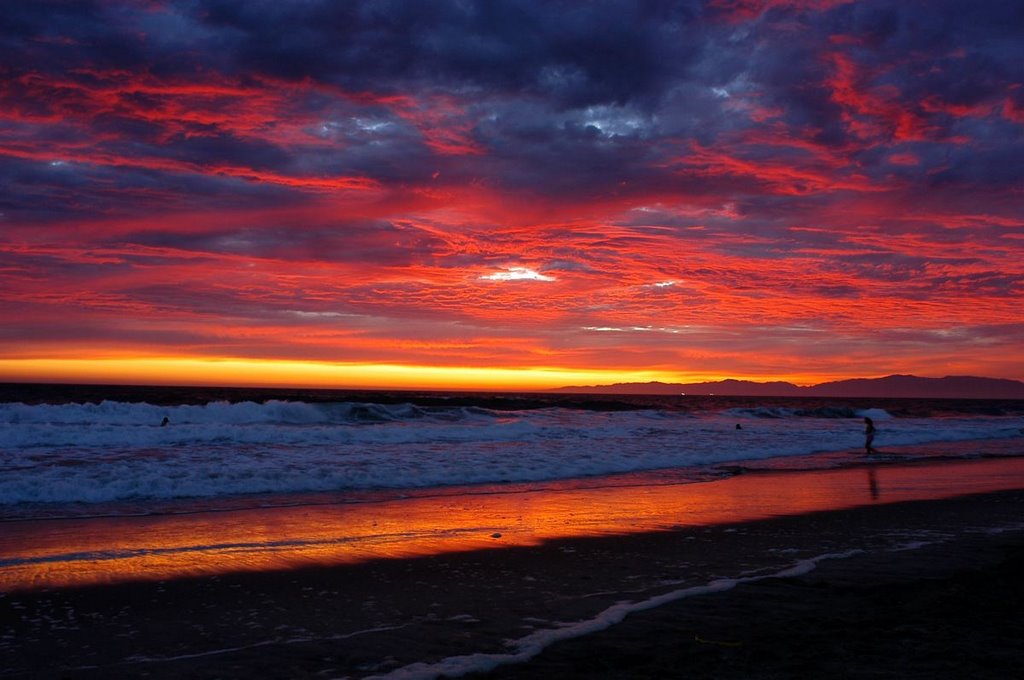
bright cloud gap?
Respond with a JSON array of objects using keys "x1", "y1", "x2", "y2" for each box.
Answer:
[{"x1": 479, "y1": 267, "x2": 556, "y2": 282}]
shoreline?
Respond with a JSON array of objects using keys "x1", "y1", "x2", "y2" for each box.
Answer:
[
  {"x1": 1, "y1": 453, "x2": 1024, "y2": 592},
  {"x1": 2, "y1": 489, "x2": 1023, "y2": 678},
  {"x1": 2, "y1": 451, "x2": 1024, "y2": 678},
  {"x1": 479, "y1": 505, "x2": 1024, "y2": 679},
  {"x1": 5, "y1": 436, "x2": 1024, "y2": 525}
]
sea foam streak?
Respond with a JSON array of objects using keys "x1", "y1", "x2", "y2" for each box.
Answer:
[
  {"x1": 370, "y1": 549, "x2": 866, "y2": 680},
  {"x1": 2, "y1": 398, "x2": 1022, "y2": 508}
]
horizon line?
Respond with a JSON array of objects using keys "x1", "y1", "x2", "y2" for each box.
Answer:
[{"x1": 1, "y1": 361, "x2": 1021, "y2": 395}]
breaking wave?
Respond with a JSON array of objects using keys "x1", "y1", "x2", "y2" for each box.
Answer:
[{"x1": 0, "y1": 399, "x2": 1021, "y2": 508}]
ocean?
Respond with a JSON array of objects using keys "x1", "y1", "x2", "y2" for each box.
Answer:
[
  {"x1": 2, "y1": 383, "x2": 1022, "y2": 522},
  {"x1": 4, "y1": 383, "x2": 1024, "y2": 677}
]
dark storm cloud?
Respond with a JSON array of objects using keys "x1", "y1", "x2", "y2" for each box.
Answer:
[
  {"x1": 1, "y1": 1, "x2": 708, "y2": 187},
  {"x1": 122, "y1": 220, "x2": 449, "y2": 266},
  {"x1": 737, "y1": 1, "x2": 1024, "y2": 151},
  {"x1": 156, "y1": 132, "x2": 292, "y2": 171},
  {"x1": 927, "y1": 135, "x2": 1024, "y2": 187},
  {"x1": 2, "y1": 0, "x2": 1024, "y2": 214},
  {"x1": 0, "y1": 156, "x2": 298, "y2": 223},
  {"x1": 196, "y1": 0, "x2": 703, "y2": 106}
]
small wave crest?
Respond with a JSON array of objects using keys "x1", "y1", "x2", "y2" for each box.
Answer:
[
  {"x1": 0, "y1": 399, "x2": 498, "y2": 428},
  {"x1": 1, "y1": 398, "x2": 1020, "y2": 509},
  {"x1": 725, "y1": 406, "x2": 893, "y2": 420}
]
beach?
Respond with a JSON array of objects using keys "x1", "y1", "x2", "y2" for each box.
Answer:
[
  {"x1": 3, "y1": 454, "x2": 1024, "y2": 679},
  {"x1": 483, "y1": 502, "x2": 1024, "y2": 680}
]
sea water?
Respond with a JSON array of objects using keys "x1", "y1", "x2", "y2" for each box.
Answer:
[{"x1": 1, "y1": 384, "x2": 1022, "y2": 520}]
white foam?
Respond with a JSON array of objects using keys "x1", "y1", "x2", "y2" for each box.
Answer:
[
  {"x1": 1, "y1": 401, "x2": 1021, "y2": 506},
  {"x1": 369, "y1": 550, "x2": 863, "y2": 679}
]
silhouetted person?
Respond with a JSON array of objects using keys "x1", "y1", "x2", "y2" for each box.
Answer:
[
  {"x1": 864, "y1": 417, "x2": 878, "y2": 454},
  {"x1": 735, "y1": 423, "x2": 742, "y2": 430},
  {"x1": 160, "y1": 417, "x2": 169, "y2": 427}
]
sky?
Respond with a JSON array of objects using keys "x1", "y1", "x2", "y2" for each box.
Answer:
[{"x1": 1, "y1": 0, "x2": 1023, "y2": 390}]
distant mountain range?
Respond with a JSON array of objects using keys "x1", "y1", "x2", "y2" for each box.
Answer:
[{"x1": 552, "y1": 375, "x2": 1024, "y2": 399}]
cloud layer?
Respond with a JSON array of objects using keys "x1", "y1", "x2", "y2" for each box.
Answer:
[{"x1": 2, "y1": 0, "x2": 1022, "y2": 384}]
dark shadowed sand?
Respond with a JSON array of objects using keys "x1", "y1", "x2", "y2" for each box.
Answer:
[
  {"x1": 2, "y1": 457, "x2": 1023, "y2": 679},
  {"x1": 481, "y1": 504, "x2": 1024, "y2": 680}
]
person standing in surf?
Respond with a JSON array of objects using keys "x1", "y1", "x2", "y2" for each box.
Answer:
[{"x1": 864, "y1": 416, "x2": 878, "y2": 455}]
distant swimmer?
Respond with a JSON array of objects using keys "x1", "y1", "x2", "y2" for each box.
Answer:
[
  {"x1": 864, "y1": 417, "x2": 878, "y2": 454},
  {"x1": 161, "y1": 417, "x2": 169, "y2": 427},
  {"x1": 735, "y1": 423, "x2": 743, "y2": 430}
]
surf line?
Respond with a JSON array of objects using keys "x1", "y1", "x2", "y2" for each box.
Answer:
[{"x1": 370, "y1": 549, "x2": 865, "y2": 680}]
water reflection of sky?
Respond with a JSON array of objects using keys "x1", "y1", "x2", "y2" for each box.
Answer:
[{"x1": 2, "y1": 456, "x2": 1023, "y2": 592}]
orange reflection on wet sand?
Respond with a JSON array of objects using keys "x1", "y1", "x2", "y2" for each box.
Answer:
[{"x1": 2, "y1": 457, "x2": 1023, "y2": 592}]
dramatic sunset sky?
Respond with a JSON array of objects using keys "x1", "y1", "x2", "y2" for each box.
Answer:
[{"x1": 1, "y1": 0, "x2": 1022, "y2": 390}]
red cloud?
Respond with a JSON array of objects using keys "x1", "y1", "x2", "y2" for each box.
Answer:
[{"x1": 824, "y1": 52, "x2": 937, "y2": 144}]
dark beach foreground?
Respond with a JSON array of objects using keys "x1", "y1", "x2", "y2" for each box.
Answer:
[
  {"x1": 481, "y1": 498, "x2": 1024, "y2": 680},
  {"x1": 2, "y1": 460, "x2": 1024, "y2": 679}
]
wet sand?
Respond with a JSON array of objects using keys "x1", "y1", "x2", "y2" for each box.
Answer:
[
  {"x1": 2, "y1": 458, "x2": 1024, "y2": 678},
  {"x1": 4, "y1": 453, "x2": 1024, "y2": 592},
  {"x1": 482, "y1": 503, "x2": 1024, "y2": 679}
]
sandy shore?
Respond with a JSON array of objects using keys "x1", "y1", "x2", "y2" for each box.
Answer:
[
  {"x1": 481, "y1": 499, "x2": 1024, "y2": 679},
  {"x1": 2, "y1": 461, "x2": 1024, "y2": 678}
]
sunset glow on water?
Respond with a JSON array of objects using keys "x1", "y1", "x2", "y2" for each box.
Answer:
[{"x1": 3, "y1": 457, "x2": 1023, "y2": 592}]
